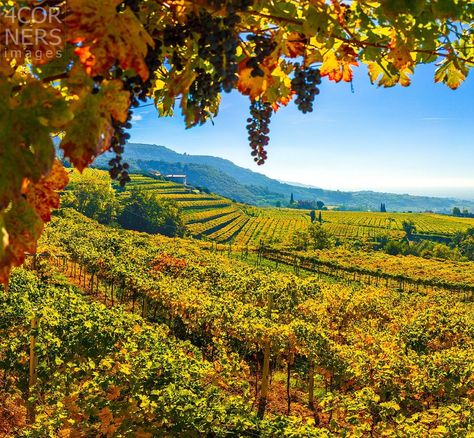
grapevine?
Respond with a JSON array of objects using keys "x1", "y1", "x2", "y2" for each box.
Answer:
[{"x1": 19, "y1": 210, "x2": 474, "y2": 435}]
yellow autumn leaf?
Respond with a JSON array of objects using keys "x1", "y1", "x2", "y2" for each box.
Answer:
[{"x1": 118, "y1": 363, "x2": 132, "y2": 375}]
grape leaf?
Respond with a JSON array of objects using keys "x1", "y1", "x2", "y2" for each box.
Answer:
[
  {"x1": 237, "y1": 59, "x2": 274, "y2": 99},
  {"x1": 65, "y1": 0, "x2": 154, "y2": 81},
  {"x1": 282, "y1": 33, "x2": 307, "y2": 58},
  {"x1": 60, "y1": 73, "x2": 130, "y2": 171},
  {"x1": 320, "y1": 48, "x2": 358, "y2": 83},
  {"x1": 0, "y1": 160, "x2": 68, "y2": 286},
  {"x1": 26, "y1": 160, "x2": 69, "y2": 223},
  {"x1": 0, "y1": 12, "x2": 23, "y2": 76},
  {"x1": 388, "y1": 33, "x2": 415, "y2": 72},
  {"x1": 0, "y1": 199, "x2": 43, "y2": 287},
  {"x1": 0, "y1": 80, "x2": 72, "y2": 210},
  {"x1": 435, "y1": 59, "x2": 467, "y2": 90}
]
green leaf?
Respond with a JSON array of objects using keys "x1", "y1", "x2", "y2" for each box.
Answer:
[{"x1": 435, "y1": 59, "x2": 467, "y2": 89}]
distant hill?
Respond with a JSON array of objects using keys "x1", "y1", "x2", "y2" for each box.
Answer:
[{"x1": 93, "y1": 143, "x2": 474, "y2": 212}]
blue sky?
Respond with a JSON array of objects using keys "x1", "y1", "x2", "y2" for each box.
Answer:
[{"x1": 128, "y1": 64, "x2": 474, "y2": 200}]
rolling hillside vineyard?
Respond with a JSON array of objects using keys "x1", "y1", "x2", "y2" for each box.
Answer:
[
  {"x1": 1, "y1": 0, "x2": 474, "y2": 436},
  {"x1": 111, "y1": 171, "x2": 474, "y2": 245},
  {"x1": 94, "y1": 142, "x2": 474, "y2": 211}
]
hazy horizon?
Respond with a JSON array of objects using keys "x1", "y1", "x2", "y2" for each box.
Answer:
[{"x1": 124, "y1": 142, "x2": 474, "y2": 202}]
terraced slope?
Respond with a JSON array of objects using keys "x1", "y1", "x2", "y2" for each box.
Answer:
[
  {"x1": 122, "y1": 175, "x2": 234, "y2": 211},
  {"x1": 113, "y1": 174, "x2": 308, "y2": 245}
]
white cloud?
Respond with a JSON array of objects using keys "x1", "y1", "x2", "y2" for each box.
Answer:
[
  {"x1": 421, "y1": 117, "x2": 451, "y2": 121},
  {"x1": 132, "y1": 114, "x2": 143, "y2": 122}
]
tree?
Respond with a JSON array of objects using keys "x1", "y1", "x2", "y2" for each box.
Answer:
[
  {"x1": 452, "y1": 228, "x2": 474, "y2": 261},
  {"x1": 453, "y1": 207, "x2": 462, "y2": 217},
  {"x1": 307, "y1": 223, "x2": 333, "y2": 250},
  {"x1": 316, "y1": 201, "x2": 325, "y2": 211},
  {"x1": 291, "y1": 229, "x2": 309, "y2": 251},
  {"x1": 62, "y1": 170, "x2": 119, "y2": 224},
  {"x1": 196, "y1": 186, "x2": 211, "y2": 195},
  {"x1": 119, "y1": 190, "x2": 185, "y2": 237},
  {"x1": 290, "y1": 193, "x2": 295, "y2": 205},
  {"x1": 291, "y1": 223, "x2": 333, "y2": 251},
  {"x1": 380, "y1": 203, "x2": 387, "y2": 213},
  {"x1": 296, "y1": 200, "x2": 315, "y2": 209},
  {"x1": 383, "y1": 240, "x2": 407, "y2": 256},
  {"x1": 1, "y1": 1, "x2": 474, "y2": 282},
  {"x1": 309, "y1": 210, "x2": 316, "y2": 223},
  {"x1": 402, "y1": 220, "x2": 416, "y2": 239},
  {"x1": 460, "y1": 235, "x2": 474, "y2": 261}
]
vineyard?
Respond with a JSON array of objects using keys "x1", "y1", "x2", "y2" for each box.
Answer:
[
  {"x1": 120, "y1": 173, "x2": 311, "y2": 245},
  {"x1": 68, "y1": 170, "x2": 474, "y2": 248},
  {"x1": 2, "y1": 0, "x2": 474, "y2": 436},
  {"x1": 190, "y1": 207, "x2": 311, "y2": 247},
  {"x1": 121, "y1": 173, "x2": 474, "y2": 244},
  {"x1": 1, "y1": 268, "x2": 319, "y2": 436},
  {"x1": 320, "y1": 211, "x2": 474, "y2": 239},
  {"x1": 259, "y1": 247, "x2": 474, "y2": 294},
  {"x1": 192, "y1": 208, "x2": 474, "y2": 245},
  {"x1": 2, "y1": 209, "x2": 472, "y2": 435}
]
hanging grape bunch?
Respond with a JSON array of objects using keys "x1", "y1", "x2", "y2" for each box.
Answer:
[
  {"x1": 246, "y1": 34, "x2": 277, "y2": 77},
  {"x1": 116, "y1": 1, "x2": 322, "y2": 170},
  {"x1": 108, "y1": 0, "x2": 255, "y2": 183},
  {"x1": 247, "y1": 101, "x2": 273, "y2": 165},
  {"x1": 292, "y1": 64, "x2": 322, "y2": 114},
  {"x1": 113, "y1": 1, "x2": 324, "y2": 171},
  {"x1": 114, "y1": 1, "x2": 319, "y2": 172},
  {"x1": 187, "y1": 69, "x2": 222, "y2": 122},
  {"x1": 109, "y1": 0, "x2": 165, "y2": 185},
  {"x1": 244, "y1": 39, "x2": 323, "y2": 163},
  {"x1": 163, "y1": 1, "x2": 253, "y2": 126}
]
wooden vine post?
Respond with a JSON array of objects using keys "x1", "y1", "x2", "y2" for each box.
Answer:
[
  {"x1": 142, "y1": 295, "x2": 148, "y2": 318},
  {"x1": 308, "y1": 357, "x2": 321, "y2": 424},
  {"x1": 257, "y1": 291, "x2": 273, "y2": 420},
  {"x1": 287, "y1": 350, "x2": 294, "y2": 416},
  {"x1": 308, "y1": 358, "x2": 315, "y2": 410},
  {"x1": 28, "y1": 310, "x2": 39, "y2": 423},
  {"x1": 33, "y1": 244, "x2": 38, "y2": 271}
]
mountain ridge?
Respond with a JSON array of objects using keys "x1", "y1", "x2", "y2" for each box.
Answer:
[{"x1": 92, "y1": 143, "x2": 474, "y2": 212}]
